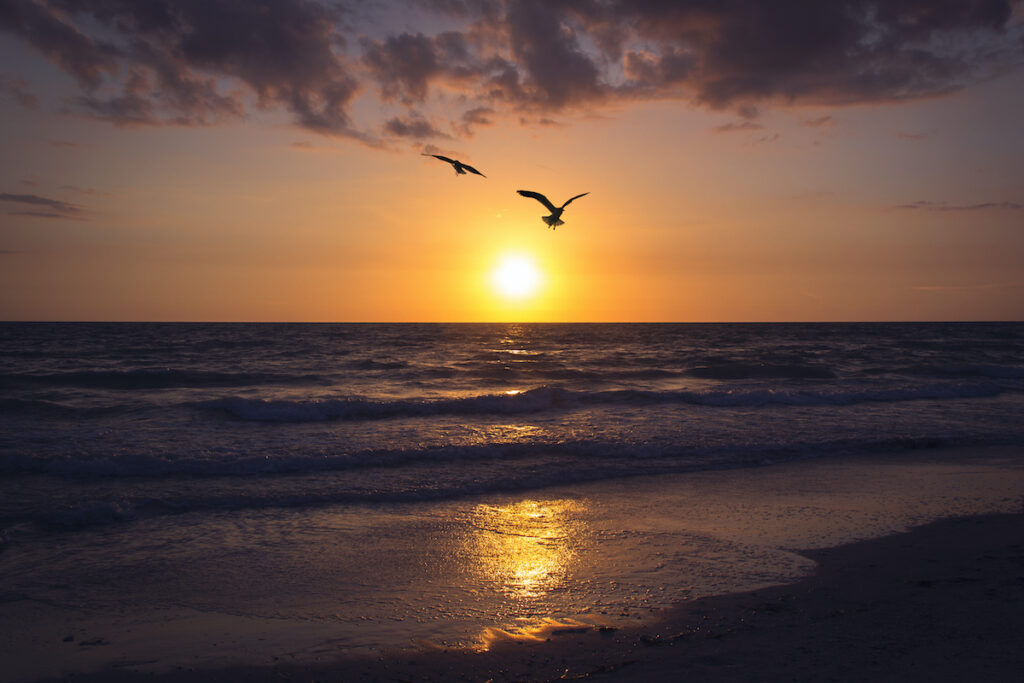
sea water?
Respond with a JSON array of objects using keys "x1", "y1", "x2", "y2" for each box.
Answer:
[{"x1": 1, "y1": 323, "x2": 1023, "y2": 669}]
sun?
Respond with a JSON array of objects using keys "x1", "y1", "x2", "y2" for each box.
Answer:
[{"x1": 492, "y1": 254, "x2": 542, "y2": 299}]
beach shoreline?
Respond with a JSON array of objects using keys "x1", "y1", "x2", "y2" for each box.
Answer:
[
  {"x1": 5, "y1": 446, "x2": 1023, "y2": 683},
  {"x1": 18, "y1": 511, "x2": 1023, "y2": 682}
]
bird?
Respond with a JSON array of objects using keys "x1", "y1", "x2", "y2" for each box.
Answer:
[
  {"x1": 422, "y1": 154, "x2": 486, "y2": 177},
  {"x1": 516, "y1": 190, "x2": 589, "y2": 229}
]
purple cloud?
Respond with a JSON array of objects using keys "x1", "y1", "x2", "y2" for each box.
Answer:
[
  {"x1": 383, "y1": 115, "x2": 450, "y2": 139},
  {"x1": 713, "y1": 120, "x2": 764, "y2": 133},
  {"x1": 0, "y1": 192, "x2": 85, "y2": 219},
  {"x1": 1, "y1": 0, "x2": 360, "y2": 135},
  {"x1": 0, "y1": 75, "x2": 39, "y2": 108},
  {"x1": 897, "y1": 200, "x2": 1023, "y2": 211},
  {"x1": 2, "y1": 0, "x2": 1021, "y2": 140}
]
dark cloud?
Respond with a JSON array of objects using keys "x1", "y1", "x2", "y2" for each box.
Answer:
[
  {"x1": 596, "y1": 0, "x2": 1020, "y2": 108},
  {"x1": 0, "y1": 75, "x2": 39, "y2": 108},
  {"x1": 897, "y1": 200, "x2": 1023, "y2": 211},
  {"x1": 418, "y1": 0, "x2": 1023, "y2": 113},
  {"x1": 502, "y1": 0, "x2": 604, "y2": 107},
  {"x1": 462, "y1": 106, "x2": 493, "y2": 125},
  {"x1": 3, "y1": 0, "x2": 1022, "y2": 139},
  {"x1": 0, "y1": 192, "x2": 85, "y2": 219},
  {"x1": 383, "y1": 115, "x2": 450, "y2": 139},
  {"x1": 458, "y1": 106, "x2": 494, "y2": 134},
  {"x1": 0, "y1": 0, "x2": 360, "y2": 135},
  {"x1": 361, "y1": 30, "x2": 517, "y2": 116},
  {"x1": 0, "y1": 0, "x2": 119, "y2": 88},
  {"x1": 362, "y1": 32, "x2": 453, "y2": 104}
]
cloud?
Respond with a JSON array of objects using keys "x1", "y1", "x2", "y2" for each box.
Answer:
[
  {"x1": 802, "y1": 115, "x2": 835, "y2": 127},
  {"x1": 897, "y1": 200, "x2": 1023, "y2": 211},
  {"x1": 383, "y1": 115, "x2": 451, "y2": 139},
  {"x1": 2, "y1": 0, "x2": 1022, "y2": 139},
  {"x1": 461, "y1": 106, "x2": 494, "y2": 127},
  {"x1": 0, "y1": 75, "x2": 38, "y2": 108},
  {"x1": 423, "y1": 0, "x2": 1024, "y2": 113},
  {"x1": 713, "y1": 120, "x2": 764, "y2": 133},
  {"x1": 501, "y1": 0, "x2": 605, "y2": 108},
  {"x1": 0, "y1": 192, "x2": 84, "y2": 219},
  {"x1": 0, "y1": 0, "x2": 361, "y2": 135},
  {"x1": 361, "y1": 31, "x2": 491, "y2": 105},
  {"x1": 596, "y1": 0, "x2": 1021, "y2": 108},
  {"x1": 60, "y1": 185, "x2": 104, "y2": 195},
  {"x1": 0, "y1": 0, "x2": 119, "y2": 88},
  {"x1": 913, "y1": 282, "x2": 1021, "y2": 291}
]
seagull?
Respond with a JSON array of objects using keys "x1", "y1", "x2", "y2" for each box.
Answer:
[
  {"x1": 422, "y1": 154, "x2": 486, "y2": 177},
  {"x1": 516, "y1": 190, "x2": 589, "y2": 229}
]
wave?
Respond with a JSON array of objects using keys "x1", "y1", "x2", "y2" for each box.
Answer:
[
  {"x1": 684, "y1": 363, "x2": 835, "y2": 380},
  {"x1": 0, "y1": 368, "x2": 327, "y2": 390},
  {"x1": 1, "y1": 430, "x2": 985, "y2": 481},
  {"x1": 197, "y1": 381, "x2": 1010, "y2": 423},
  {"x1": 896, "y1": 364, "x2": 1024, "y2": 380},
  {"x1": 1, "y1": 433, "x2": 1001, "y2": 534}
]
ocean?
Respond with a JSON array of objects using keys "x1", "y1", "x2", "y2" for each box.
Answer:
[{"x1": 2, "y1": 322, "x2": 1023, "y2": 671}]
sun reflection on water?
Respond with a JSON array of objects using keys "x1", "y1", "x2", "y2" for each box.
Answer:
[{"x1": 468, "y1": 499, "x2": 583, "y2": 600}]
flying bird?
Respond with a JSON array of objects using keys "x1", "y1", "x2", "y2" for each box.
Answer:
[
  {"x1": 516, "y1": 190, "x2": 589, "y2": 229},
  {"x1": 422, "y1": 154, "x2": 486, "y2": 177}
]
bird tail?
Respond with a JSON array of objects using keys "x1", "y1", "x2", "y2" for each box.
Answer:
[{"x1": 543, "y1": 215, "x2": 564, "y2": 227}]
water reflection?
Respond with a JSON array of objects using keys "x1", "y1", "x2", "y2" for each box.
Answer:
[{"x1": 468, "y1": 499, "x2": 583, "y2": 600}]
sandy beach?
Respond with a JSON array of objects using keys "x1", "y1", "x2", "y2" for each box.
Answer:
[
  {"x1": 5, "y1": 446, "x2": 1023, "y2": 683},
  {"x1": 17, "y1": 512, "x2": 1024, "y2": 683}
]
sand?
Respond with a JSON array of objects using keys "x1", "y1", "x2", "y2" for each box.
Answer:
[
  {"x1": 17, "y1": 512, "x2": 1022, "y2": 683},
  {"x1": 6, "y1": 447, "x2": 1024, "y2": 682}
]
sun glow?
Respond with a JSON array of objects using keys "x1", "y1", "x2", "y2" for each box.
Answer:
[{"x1": 492, "y1": 254, "x2": 542, "y2": 299}]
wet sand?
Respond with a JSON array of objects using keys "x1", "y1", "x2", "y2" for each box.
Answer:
[
  {"x1": 19, "y1": 512, "x2": 1023, "y2": 683},
  {"x1": 6, "y1": 447, "x2": 1024, "y2": 682}
]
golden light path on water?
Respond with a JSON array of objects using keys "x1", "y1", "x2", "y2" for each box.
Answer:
[{"x1": 464, "y1": 499, "x2": 610, "y2": 649}]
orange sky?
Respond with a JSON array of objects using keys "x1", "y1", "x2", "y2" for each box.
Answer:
[{"x1": 1, "y1": 1, "x2": 1023, "y2": 321}]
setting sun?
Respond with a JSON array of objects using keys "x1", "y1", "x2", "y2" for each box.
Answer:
[{"x1": 492, "y1": 254, "x2": 542, "y2": 300}]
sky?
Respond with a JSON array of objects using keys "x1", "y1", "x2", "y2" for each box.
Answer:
[{"x1": 1, "y1": 0, "x2": 1023, "y2": 322}]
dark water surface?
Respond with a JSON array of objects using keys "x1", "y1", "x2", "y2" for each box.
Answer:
[{"x1": 2, "y1": 322, "x2": 1022, "y2": 528}]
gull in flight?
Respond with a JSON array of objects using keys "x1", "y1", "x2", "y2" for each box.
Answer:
[
  {"x1": 422, "y1": 154, "x2": 486, "y2": 177},
  {"x1": 516, "y1": 190, "x2": 589, "y2": 229}
]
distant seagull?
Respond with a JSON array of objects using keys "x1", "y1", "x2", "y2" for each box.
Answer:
[
  {"x1": 516, "y1": 190, "x2": 589, "y2": 229},
  {"x1": 422, "y1": 154, "x2": 486, "y2": 177}
]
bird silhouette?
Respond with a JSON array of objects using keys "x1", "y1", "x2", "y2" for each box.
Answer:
[
  {"x1": 516, "y1": 190, "x2": 589, "y2": 229},
  {"x1": 422, "y1": 154, "x2": 486, "y2": 177}
]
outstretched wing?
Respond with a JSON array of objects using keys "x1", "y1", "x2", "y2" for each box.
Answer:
[
  {"x1": 423, "y1": 154, "x2": 457, "y2": 165},
  {"x1": 517, "y1": 190, "x2": 557, "y2": 212},
  {"x1": 561, "y1": 192, "x2": 590, "y2": 209},
  {"x1": 461, "y1": 163, "x2": 486, "y2": 177}
]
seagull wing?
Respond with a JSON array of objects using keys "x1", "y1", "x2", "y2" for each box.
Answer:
[
  {"x1": 517, "y1": 190, "x2": 557, "y2": 212},
  {"x1": 560, "y1": 192, "x2": 590, "y2": 209},
  {"x1": 424, "y1": 154, "x2": 458, "y2": 166},
  {"x1": 460, "y1": 163, "x2": 486, "y2": 177}
]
